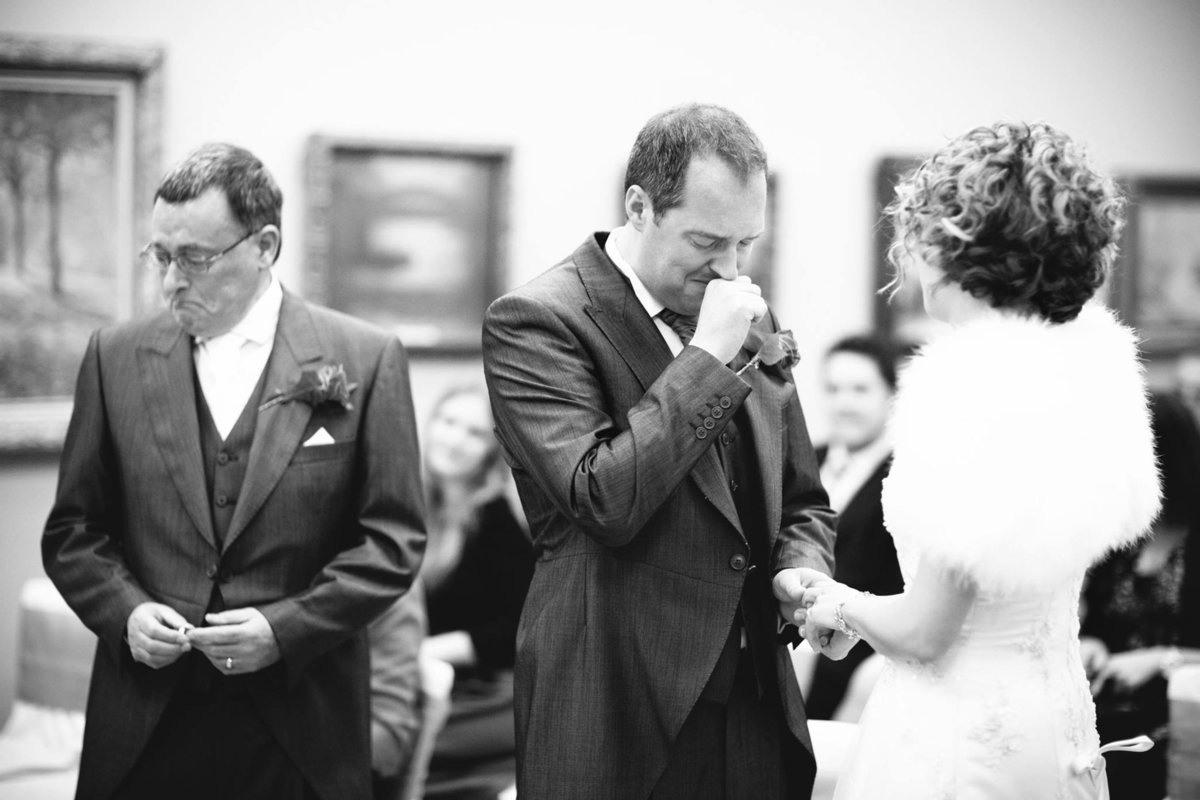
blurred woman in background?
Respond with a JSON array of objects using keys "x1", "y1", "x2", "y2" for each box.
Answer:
[{"x1": 419, "y1": 385, "x2": 533, "y2": 800}]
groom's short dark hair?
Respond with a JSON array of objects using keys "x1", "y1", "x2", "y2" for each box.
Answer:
[{"x1": 624, "y1": 103, "x2": 767, "y2": 222}]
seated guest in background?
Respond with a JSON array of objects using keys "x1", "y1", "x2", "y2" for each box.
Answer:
[
  {"x1": 805, "y1": 335, "x2": 905, "y2": 720},
  {"x1": 419, "y1": 385, "x2": 533, "y2": 800},
  {"x1": 368, "y1": 580, "x2": 427, "y2": 800},
  {"x1": 1081, "y1": 391, "x2": 1200, "y2": 800},
  {"x1": 41, "y1": 143, "x2": 426, "y2": 800}
]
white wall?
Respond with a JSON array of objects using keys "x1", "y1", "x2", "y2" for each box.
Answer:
[
  {"x1": 1, "y1": 0, "x2": 1198, "y2": 720},
  {"x1": 7, "y1": 0, "x2": 1200, "y2": 382}
]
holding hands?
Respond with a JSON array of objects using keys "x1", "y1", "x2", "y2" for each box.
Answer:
[
  {"x1": 773, "y1": 568, "x2": 860, "y2": 661},
  {"x1": 804, "y1": 582, "x2": 864, "y2": 642},
  {"x1": 188, "y1": 608, "x2": 282, "y2": 675}
]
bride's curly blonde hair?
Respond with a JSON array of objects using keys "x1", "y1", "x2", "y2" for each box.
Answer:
[{"x1": 885, "y1": 121, "x2": 1125, "y2": 324}]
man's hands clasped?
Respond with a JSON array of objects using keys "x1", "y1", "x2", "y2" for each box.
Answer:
[{"x1": 127, "y1": 602, "x2": 281, "y2": 675}]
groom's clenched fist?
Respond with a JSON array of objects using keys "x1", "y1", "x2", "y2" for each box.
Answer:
[{"x1": 690, "y1": 276, "x2": 767, "y2": 365}]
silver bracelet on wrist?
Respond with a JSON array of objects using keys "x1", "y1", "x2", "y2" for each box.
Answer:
[{"x1": 833, "y1": 599, "x2": 860, "y2": 640}]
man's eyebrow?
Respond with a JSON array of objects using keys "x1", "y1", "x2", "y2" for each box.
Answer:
[{"x1": 684, "y1": 229, "x2": 763, "y2": 242}]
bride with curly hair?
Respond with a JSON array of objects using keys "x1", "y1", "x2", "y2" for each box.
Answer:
[{"x1": 802, "y1": 121, "x2": 1161, "y2": 799}]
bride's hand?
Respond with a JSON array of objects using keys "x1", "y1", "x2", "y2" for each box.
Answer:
[
  {"x1": 803, "y1": 585, "x2": 866, "y2": 660},
  {"x1": 800, "y1": 581, "x2": 841, "y2": 604},
  {"x1": 773, "y1": 567, "x2": 836, "y2": 629},
  {"x1": 805, "y1": 593, "x2": 841, "y2": 631}
]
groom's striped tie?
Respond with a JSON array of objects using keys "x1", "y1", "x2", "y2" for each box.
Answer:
[{"x1": 657, "y1": 308, "x2": 697, "y2": 347}]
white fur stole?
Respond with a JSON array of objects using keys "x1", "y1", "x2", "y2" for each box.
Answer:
[{"x1": 882, "y1": 304, "x2": 1161, "y2": 594}]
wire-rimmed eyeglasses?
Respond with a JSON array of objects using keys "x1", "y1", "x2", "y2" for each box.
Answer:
[{"x1": 140, "y1": 229, "x2": 257, "y2": 276}]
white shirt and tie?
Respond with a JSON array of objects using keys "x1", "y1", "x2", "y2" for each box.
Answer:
[
  {"x1": 192, "y1": 274, "x2": 282, "y2": 440},
  {"x1": 819, "y1": 434, "x2": 893, "y2": 515},
  {"x1": 605, "y1": 230, "x2": 690, "y2": 356}
]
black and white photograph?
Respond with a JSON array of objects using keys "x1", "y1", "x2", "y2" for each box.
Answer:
[{"x1": 0, "y1": 3, "x2": 1198, "y2": 800}]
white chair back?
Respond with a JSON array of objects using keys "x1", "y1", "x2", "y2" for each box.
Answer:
[
  {"x1": 398, "y1": 655, "x2": 454, "y2": 800},
  {"x1": 1168, "y1": 664, "x2": 1200, "y2": 800}
]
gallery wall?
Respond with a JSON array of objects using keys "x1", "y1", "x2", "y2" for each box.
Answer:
[{"x1": 0, "y1": 0, "x2": 1198, "y2": 722}]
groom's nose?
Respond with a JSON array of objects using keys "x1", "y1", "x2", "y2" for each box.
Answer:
[{"x1": 707, "y1": 245, "x2": 738, "y2": 281}]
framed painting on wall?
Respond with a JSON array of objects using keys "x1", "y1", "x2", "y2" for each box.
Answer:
[
  {"x1": 1113, "y1": 177, "x2": 1200, "y2": 356},
  {"x1": 0, "y1": 35, "x2": 164, "y2": 453},
  {"x1": 305, "y1": 137, "x2": 510, "y2": 355}
]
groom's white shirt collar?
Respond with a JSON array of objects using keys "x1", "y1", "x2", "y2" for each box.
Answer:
[
  {"x1": 605, "y1": 228, "x2": 683, "y2": 355},
  {"x1": 193, "y1": 273, "x2": 282, "y2": 439},
  {"x1": 226, "y1": 272, "x2": 283, "y2": 348}
]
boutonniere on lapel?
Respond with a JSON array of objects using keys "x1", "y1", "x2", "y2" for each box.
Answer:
[
  {"x1": 736, "y1": 330, "x2": 801, "y2": 379},
  {"x1": 259, "y1": 364, "x2": 359, "y2": 412}
]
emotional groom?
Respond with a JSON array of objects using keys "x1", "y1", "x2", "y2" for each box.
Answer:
[
  {"x1": 483, "y1": 103, "x2": 842, "y2": 799},
  {"x1": 43, "y1": 143, "x2": 426, "y2": 800}
]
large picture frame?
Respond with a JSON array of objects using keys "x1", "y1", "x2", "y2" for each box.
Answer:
[
  {"x1": 0, "y1": 35, "x2": 164, "y2": 453},
  {"x1": 1113, "y1": 177, "x2": 1200, "y2": 356},
  {"x1": 305, "y1": 137, "x2": 510, "y2": 355}
]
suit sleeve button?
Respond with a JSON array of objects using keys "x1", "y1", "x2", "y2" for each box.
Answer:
[
  {"x1": 729, "y1": 554, "x2": 747, "y2": 571},
  {"x1": 711, "y1": 406, "x2": 724, "y2": 420},
  {"x1": 703, "y1": 418, "x2": 715, "y2": 430},
  {"x1": 719, "y1": 396, "x2": 732, "y2": 409},
  {"x1": 695, "y1": 427, "x2": 708, "y2": 440}
]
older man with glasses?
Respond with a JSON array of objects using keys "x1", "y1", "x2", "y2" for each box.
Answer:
[{"x1": 43, "y1": 143, "x2": 426, "y2": 800}]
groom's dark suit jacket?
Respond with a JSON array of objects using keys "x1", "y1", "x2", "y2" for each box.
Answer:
[
  {"x1": 482, "y1": 233, "x2": 837, "y2": 799},
  {"x1": 42, "y1": 290, "x2": 426, "y2": 800}
]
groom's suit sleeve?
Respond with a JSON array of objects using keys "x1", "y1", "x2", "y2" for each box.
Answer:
[
  {"x1": 774, "y1": 386, "x2": 838, "y2": 575},
  {"x1": 43, "y1": 330, "x2": 155, "y2": 663},
  {"x1": 485, "y1": 290, "x2": 752, "y2": 547}
]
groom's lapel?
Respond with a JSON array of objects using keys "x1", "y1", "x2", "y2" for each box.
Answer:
[
  {"x1": 578, "y1": 237, "x2": 673, "y2": 393},
  {"x1": 732, "y1": 319, "x2": 792, "y2": 547},
  {"x1": 577, "y1": 236, "x2": 743, "y2": 536},
  {"x1": 223, "y1": 292, "x2": 320, "y2": 551},
  {"x1": 138, "y1": 317, "x2": 218, "y2": 550},
  {"x1": 743, "y1": 366, "x2": 789, "y2": 547}
]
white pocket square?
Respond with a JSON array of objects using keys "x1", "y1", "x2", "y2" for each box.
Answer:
[{"x1": 303, "y1": 427, "x2": 335, "y2": 447}]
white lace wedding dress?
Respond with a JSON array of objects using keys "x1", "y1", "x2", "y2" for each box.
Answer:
[{"x1": 831, "y1": 305, "x2": 1161, "y2": 800}]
